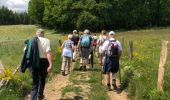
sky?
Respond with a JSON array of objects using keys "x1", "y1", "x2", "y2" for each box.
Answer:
[{"x1": 0, "y1": 0, "x2": 30, "y2": 12}]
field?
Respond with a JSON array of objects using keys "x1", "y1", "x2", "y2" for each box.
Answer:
[{"x1": 0, "y1": 25, "x2": 170, "y2": 99}]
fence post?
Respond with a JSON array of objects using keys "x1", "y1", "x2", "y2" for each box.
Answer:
[
  {"x1": 121, "y1": 37, "x2": 124, "y2": 49},
  {"x1": 128, "y1": 40, "x2": 133, "y2": 60},
  {"x1": 58, "y1": 40, "x2": 62, "y2": 47},
  {"x1": 157, "y1": 40, "x2": 169, "y2": 91}
]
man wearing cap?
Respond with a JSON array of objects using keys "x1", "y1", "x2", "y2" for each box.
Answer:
[
  {"x1": 102, "y1": 31, "x2": 122, "y2": 91},
  {"x1": 29, "y1": 29, "x2": 52, "y2": 100},
  {"x1": 71, "y1": 30, "x2": 80, "y2": 62}
]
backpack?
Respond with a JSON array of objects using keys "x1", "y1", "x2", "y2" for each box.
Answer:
[
  {"x1": 106, "y1": 40, "x2": 119, "y2": 57},
  {"x1": 81, "y1": 35, "x2": 90, "y2": 47}
]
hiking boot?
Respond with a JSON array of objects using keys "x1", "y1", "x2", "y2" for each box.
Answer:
[
  {"x1": 72, "y1": 59, "x2": 75, "y2": 62},
  {"x1": 107, "y1": 83, "x2": 112, "y2": 91},
  {"x1": 79, "y1": 66, "x2": 83, "y2": 71},
  {"x1": 112, "y1": 79, "x2": 117, "y2": 91},
  {"x1": 38, "y1": 95, "x2": 45, "y2": 100},
  {"x1": 112, "y1": 83, "x2": 117, "y2": 91},
  {"x1": 83, "y1": 66, "x2": 87, "y2": 71},
  {"x1": 61, "y1": 71, "x2": 65, "y2": 76}
]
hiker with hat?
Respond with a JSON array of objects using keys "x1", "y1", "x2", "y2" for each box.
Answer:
[
  {"x1": 71, "y1": 30, "x2": 80, "y2": 62},
  {"x1": 61, "y1": 34, "x2": 74, "y2": 76},
  {"x1": 78, "y1": 29, "x2": 93, "y2": 71},
  {"x1": 102, "y1": 31, "x2": 122, "y2": 91}
]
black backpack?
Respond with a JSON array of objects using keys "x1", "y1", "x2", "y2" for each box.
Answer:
[{"x1": 106, "y1": 40, "x2": 119, "y2": 57}]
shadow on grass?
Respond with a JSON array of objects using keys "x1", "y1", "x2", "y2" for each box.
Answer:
[
  {"x1": 73, "y1": 67, "x2": 101, "y2": 72},
  {"x1": 59, "y1": 96, "x2": 83, "y2": 100}
]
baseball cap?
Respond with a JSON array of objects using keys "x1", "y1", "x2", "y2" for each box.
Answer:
[
  {"x1": 109, "y1": 31, "x2": 115, "y2": 35},
  {"x1": 73, "y1": 30, "x2": 77, "y2": 33}
]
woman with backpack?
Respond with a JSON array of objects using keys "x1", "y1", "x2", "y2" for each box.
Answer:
[
  {"x1": 61, "y1": 34, "x2": 74, "y2": 76},
  {"x1": 102, "y1": 31, "x2": 122, "y2": 91}
]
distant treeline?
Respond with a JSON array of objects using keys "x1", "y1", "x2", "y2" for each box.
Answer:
[
  {"x1": 0, "y1": 6, "x2": 30, "y2": 25},
  {"x1": 28, "y1": 0, "x2": 170, "y2": 31}
]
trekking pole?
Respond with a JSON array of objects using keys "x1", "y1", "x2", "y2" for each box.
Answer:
[
  {"x1": 101, "y1": 65, "x2": 103, "y2": 85},
  {"x1": 119, "y1": 62, "x2": 122, "y2": 84},
  {"x1": 91, "y1": 51, "x2": 93, "y2": 69}
]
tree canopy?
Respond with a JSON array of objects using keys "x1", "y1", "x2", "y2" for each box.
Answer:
[
  {"x1": 28, "y1": 0, "x2": 170, "y2": 31},
  {"x1": 0, "y1": 6, "x2": 30, "y2": 25}
]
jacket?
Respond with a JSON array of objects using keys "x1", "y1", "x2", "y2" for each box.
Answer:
[{"x1": 21, "y1": 37, "x2": 40, "y2": 73}]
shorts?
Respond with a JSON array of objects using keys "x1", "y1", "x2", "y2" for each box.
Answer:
[{"x1": 103, "y1": 55, "x2": 119, "y2": 74}]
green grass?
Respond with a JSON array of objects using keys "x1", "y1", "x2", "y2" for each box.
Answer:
[
  {"x1": 62, "y1": 56, "x2": 109, "y2": 99},
  {"x1": 0, "y1": 25, "x2": 63, "y2": 99},
  {"x1": 116, "y1": 28, "x2": 170, "y2": 100},
  {"x1": 1, "y1": 25, "x2": 170, "y2": 99}
]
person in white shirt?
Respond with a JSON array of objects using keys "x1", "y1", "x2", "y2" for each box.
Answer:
[
  {"x1": 30, "y1": 29, "x2": 52, "y2": 100},
  {"x1": 102, "y1": 31, "x2": 122, "y2": 91},
  {"x1": 61, "y1": 34, "x2": 74, "y2": 75}
]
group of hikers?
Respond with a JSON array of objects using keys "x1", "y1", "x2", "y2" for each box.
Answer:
[
  {"x1": 21, "y1": 29, "x2": 122, "y2": 100},
  {"x1": 61, "y1": 29, "x2": 122, "y2": 90}
]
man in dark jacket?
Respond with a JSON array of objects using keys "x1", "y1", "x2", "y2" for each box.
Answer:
[{"x1": 27, "y1": 29, "x2": 52, "y2": 100}]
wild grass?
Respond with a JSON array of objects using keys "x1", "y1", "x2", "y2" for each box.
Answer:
[
  {"x1": 116, "y1": 28, "x2": 170, "y2": 99},
  {"x1": 1, "y1": 25, "x2": 170, "y2": 99},
  {"x1": 0, "y1": 25, "x2": 62, "y2": 99}
]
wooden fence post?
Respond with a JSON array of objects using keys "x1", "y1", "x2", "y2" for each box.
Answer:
[
  {"x1": 121, "y1": 37, "x2": 124, "y2": 49},
  {"x1": 58, "y1": 40, "x2": 62, "y2": 47},
  {"x1": 157, "y1": 40, "x2": 169, "y2": 91},
  {"x1": 128, "y1": 40, "x2": 133, "y2": 60}
]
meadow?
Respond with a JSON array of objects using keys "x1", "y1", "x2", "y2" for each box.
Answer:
[
  {"x1": 0, "y1": 25, "x2": 63, "y2": 99},
  {"x1": 0, "y1": 25, "x2": 170, "y2": 99}
]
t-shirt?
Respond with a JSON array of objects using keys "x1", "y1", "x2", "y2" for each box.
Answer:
[
  {"x1": 71, "y1": 35, "x2": 79, "y2": 46},
  {"x1": 37, "y1": 37, "x2": 51, "y2": 58},
  {"x1": 62, "y1": 40, "x2": 73, "y2": 58},
  {"x1": 102, "y1": 38, "x2": 122, "y2": 52}
]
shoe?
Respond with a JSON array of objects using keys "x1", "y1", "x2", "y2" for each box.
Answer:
[
  {"x1": 107, "y1": 83, "x2": 112, "y2": 91},
  {"x1": 62, "y1": 71, "x2": 65, "y2": 76},
  {"x1": 83, "y1": 66, "x2": 87, "y2": 71},
  {"x1": 79, "y1": 66, "x2": 83, "y2": 71},
  {"x1": 112, "y1": 79, "x2": 117, "y2": 91},
  {"x1": 112, "y1": 83, "x2": 117, "y2": 91},
  {"x1": 38, "y1": 95, "x2": 45, "y2": 100}
]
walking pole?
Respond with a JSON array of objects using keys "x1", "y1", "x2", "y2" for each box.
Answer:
[
  {"x1": 91, "y1": 51, "x2": 93, "y2": 69},
  {"x1": 119, "y1": 64, "x2": 122, "y2": 84}
]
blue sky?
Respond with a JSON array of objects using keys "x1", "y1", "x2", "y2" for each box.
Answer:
[{"x1": 0, "y1": 0, "x2": 30, "y2": 12}]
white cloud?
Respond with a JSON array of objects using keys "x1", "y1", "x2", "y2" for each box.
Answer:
[{"x1": 0, "y1": 0, "x2": 30, "y2": 12}]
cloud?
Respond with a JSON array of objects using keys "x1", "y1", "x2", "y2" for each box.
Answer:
[{"x1": 0, "y1": 0, "x2": 30, "y2": 12}]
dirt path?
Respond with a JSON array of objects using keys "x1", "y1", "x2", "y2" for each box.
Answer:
[
  {"x1": 107, "y1": 82, "x2": 128, "y2": 100},
  {"x1": 44, "y1": 74, "x2": 70, "y2": 100},
  {"x1": 102, "y1": 75, "x2": 128, "y2": 100},
  {"x1": 26, "y1": 59, "x2": 128, "y2": 100}
]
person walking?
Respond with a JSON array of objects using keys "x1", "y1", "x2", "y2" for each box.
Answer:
[
  {"x1": 98, "y1": 30, "x2": 108, "y2": 66},
  {"x1": 78, "y1": 29, "x2": 93, "y2": 71},
  {"x1": 24, "y1": 29, "x2": 52, "y2": 100},
  {"x1": 61, "y1": 34, "x2": 74, "y2": 76},
  {"x1": 71, "y1": 30, "x2": 80, "y2": 62},
  {"x1": 102, "y1": 31, "x2": 122, "y2": 91}
]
